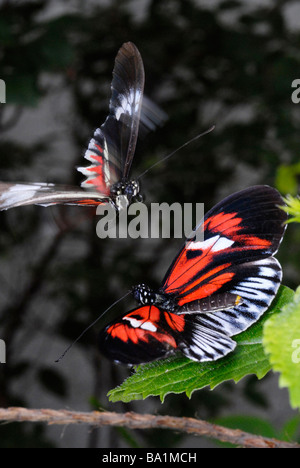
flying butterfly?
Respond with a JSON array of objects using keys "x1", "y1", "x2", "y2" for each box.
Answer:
[
  {"x1": 98, "y1": 185, "x2": 287, "y2": 364},
  {"x1": 0, "y1": 42, "x2": 163, "y2": 212}
]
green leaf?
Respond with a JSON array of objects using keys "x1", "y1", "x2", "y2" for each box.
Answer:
[
  {"x1": 108, "y1": 285, "x2": 294, "y2": 403},
  {"x1": 263, "y1": 286, "x2": 300, "y2": 409}
]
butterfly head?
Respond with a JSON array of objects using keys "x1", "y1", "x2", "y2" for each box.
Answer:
[
  {"x1": 131, "y1": 283, "x2": 157, "y2": 305},
  {"x1": 124, "y1": 179, "x2": 140, "y2": 199},
  {"x1": 111, "y1": 179, "x2": 142, "y2": 210},
  {"x1": 131, "y1": 283, "x2": 178, "y2": 312}
]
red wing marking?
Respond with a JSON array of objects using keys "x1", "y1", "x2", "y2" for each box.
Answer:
[
  {"x1": 164, "y1": 251, "x2": 212, "y2": 292},
  {"x1": 179, "y1": 263, "x2": 231, "y2": 295},
  {"x1": 107, "y1": 321, "x2": 178, "y2": 348},
  {"x1": 177, "y1": 271, "x2": 235, "y2": 305},
  {"x1": 106, "y1": 306, "x2": 185, "y2": 349},
  {"x1": 164, "y1": 313, "x2": 185, "y2": 332},
  {"x1": 75, "y1": 199, "x2": 106, "y2": 206},
  {"x1": 204, "y1": 212, "x2": 242, "y2": 235},
  {"x1": 232, "y1": 235, "x2": 272, "y2": 248}
]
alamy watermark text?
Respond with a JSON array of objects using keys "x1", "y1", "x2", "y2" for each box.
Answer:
[
  {"x1": 0, "y1": 79, "x2": 6, "y2": 103},
  {"x1": 96, "y1": 200, "x2": 204, "y2": 240},
  {"x1": 0, "y1": 339, "x2": 6, "y2": 363}
]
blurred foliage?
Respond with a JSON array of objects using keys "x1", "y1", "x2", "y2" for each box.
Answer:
[
  {"x1": 0, "y1": 0, "x2": 300, "y2": 448},
  {"x1": 276, "y1": 163, "x2": 300, "y2": 195},
  {"x1": 214, "y1": 413, "x2": 300, "y2": 447}
]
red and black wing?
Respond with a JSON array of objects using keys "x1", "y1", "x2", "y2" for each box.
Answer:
[
  {"x1": 0, "y1": 42, "x2": 145, "y2": 211},
  {"x1": 159, "y1": 185, "x2": 287, "y2": 361},
  {"x1": 78, "y1": 41, "x2": 145, "y2": 189},
  {"x1": 98, "y1": 305, "x2": 186, "y2": 364}
]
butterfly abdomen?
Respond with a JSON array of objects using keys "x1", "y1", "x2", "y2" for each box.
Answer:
[{"x1": 178, "y1": 293, "x2": 242, "y2": 314}]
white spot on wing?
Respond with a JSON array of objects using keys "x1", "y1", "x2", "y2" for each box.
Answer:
[
  {"x1": 187, "y1": 235, "x2": 234, "y2": 252},
  {"x1": 123, "y1": 317, "x2": 157, "y2": 332},
  {"x1": 211, "y1": 236, "x2": 234, "y2": 252},
  {"x1": 115, "y1": 90, "x2": 142, "y2": 121},
  {"x1": 123, "y1": 317, "x2": 141, "y2": 328},
  {"x1": 141, "y1": 321, "x2": 157, "y2": 332}
]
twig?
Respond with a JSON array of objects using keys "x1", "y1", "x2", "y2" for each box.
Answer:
[{"x1": 0, "y1": 407, "x2": 298, "y2": 448}]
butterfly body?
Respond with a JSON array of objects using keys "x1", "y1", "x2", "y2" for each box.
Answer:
[
  {"x1": 131, "y1": 283, "x2": 177, "y2": 310},
  {"x1": 109, "y1": 178, "x2": 142, "y2": 210},
  {"x1": 99, "y1": 185, "x2": 287, "y2": 365}
]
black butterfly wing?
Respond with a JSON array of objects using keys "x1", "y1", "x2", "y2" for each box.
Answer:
[
  {"x1": 111, "y1": 41, "x2": 145, "y2": 179},
  {"x1": 78, "y1": 42, "x2": 145, "y2": 189}
]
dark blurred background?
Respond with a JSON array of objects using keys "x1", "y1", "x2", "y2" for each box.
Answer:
[{"x1": 0, "y1": 0, "x2": 300, "y2": 448}]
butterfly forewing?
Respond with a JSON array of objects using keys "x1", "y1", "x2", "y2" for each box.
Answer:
[
  {"x1": 98, "y1": 305, "x2": 185, "y2": 365},
  {"x1": 111, "y1": 42, "x2": 145, "y2": 179},
  {"x1": 162, "y1": 186, "x2": 287, "y2": 302},
  {"x1": 78, "y1": 42, "x2": 145, "y2": 191},
  {"x1": 158, "y1": 186, "x2": 287, "y2": 358}
]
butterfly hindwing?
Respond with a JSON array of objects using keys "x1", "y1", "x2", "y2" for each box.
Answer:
[
  {"x1": 192, "y1": 257, "x2": 282, "y2": 339},
  {"x1": 178, "y1": 314, "x2": 236, "y2": 362}
]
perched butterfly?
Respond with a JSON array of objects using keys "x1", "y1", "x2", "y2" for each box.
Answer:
[
  {"x1": 98, "y1": 185, "x2": 287, "y2": 364},
  {"x1": 0, "y1": 42, "x2": 158, "y2": 212}
]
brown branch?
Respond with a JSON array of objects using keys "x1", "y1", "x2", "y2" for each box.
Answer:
[{"x1": 0, "y1": 407, "x2": 299, "y2": 448}]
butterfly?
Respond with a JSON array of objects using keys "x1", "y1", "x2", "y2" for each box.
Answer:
[
  {"x1": 0, "y1": 42, "x2": 153, "y2": 212},
  {"x1": 98, "y1": 185, "x2": 287, "y2": 364}
]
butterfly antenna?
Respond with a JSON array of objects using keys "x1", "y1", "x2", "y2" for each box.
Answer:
[
  {"x1": 137, "y1": 125, "x2": 215, "y2": 180},
  {"x1": 55, "y1": 290, "x2": 131, "y2": 363}
]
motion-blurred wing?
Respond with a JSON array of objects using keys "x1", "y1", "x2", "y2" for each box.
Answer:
[{"x1": 0, "y1": 182, "x2": 109, "y2": 210}]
